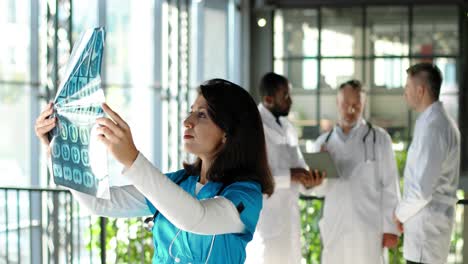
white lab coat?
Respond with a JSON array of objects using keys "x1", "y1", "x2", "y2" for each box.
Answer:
[
  {"x1": 313, "y1": 120, "x2": 401, "y2": 264},
  {"x1": 395, "y1": 102, "x2": 460, "y2": 264},
  {"x1": 245, "y1": 104, "x2": 308, "y2": 264}
]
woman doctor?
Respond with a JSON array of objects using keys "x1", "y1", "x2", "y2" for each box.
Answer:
[{"x1": 35, "y1": 79, "x2": 274, "y2": 264}]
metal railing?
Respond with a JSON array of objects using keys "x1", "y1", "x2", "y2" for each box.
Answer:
[
  {"x1": 0, "y1": 187, "x2": 107, "y2": 264},
  {"x1": 0, "y1": 187, "x2": 465, "y2": 264}
]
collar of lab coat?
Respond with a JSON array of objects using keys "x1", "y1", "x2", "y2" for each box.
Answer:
[
  {"x1": 416, "y1": 101, "x2": 443, "y2": 125},
  {"x1": 334, "y1": 118, "x2": 366, "y2": 142},
  {"x1": 258, "y1": 103, "x2": 287, "y2": 130}
]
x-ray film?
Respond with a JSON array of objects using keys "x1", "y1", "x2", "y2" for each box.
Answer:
[{"x1": 49, "y1": 28, "x2": 110, "y2": 199}]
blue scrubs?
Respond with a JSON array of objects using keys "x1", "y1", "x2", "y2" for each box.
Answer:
[{"x1": 145, "y1": 169, "x2": 263, "y2": 264}]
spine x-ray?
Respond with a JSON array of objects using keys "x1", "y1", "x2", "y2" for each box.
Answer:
[{"x1": 49, "y1": 28, "x2": 110, "y2": 199}]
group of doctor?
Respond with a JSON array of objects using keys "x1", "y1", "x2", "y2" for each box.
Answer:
[{"x1": 247, "y1": 62, "x2": 460, "y2": 264}]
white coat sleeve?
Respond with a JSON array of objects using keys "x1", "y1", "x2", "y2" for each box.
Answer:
[
  {"x1": 69, "y1": 186, "x2": 152, "y2": 218},
  {"x1": 47, "y1": 156, "x2": 151, "y2": 218},
  {"x1": 264, "y1": 134, "x2": 292, "y2": 190},
  {"x1": 306, "y1": 134, "x2": 334, "y2": 197},
  {"x1": 395, "y1": 125, "x2": 446, "y2": 223},
  {"x1": 122, "y1": 153, "x2": 246, "y2": 235},
  {"x1": 379, "y1": 132, "x2": 401, "y2": 235}
]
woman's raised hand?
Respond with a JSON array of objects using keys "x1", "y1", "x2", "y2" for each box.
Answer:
[
  {"x1": 97, "y1": 103, "x2": 139, "y2": 169},
  {"x1": 34, "y1": 102, "x2": 56, "y2": 149}
]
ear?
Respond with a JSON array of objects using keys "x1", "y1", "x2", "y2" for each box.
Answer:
[
  {"x1": 263, "y1": 95, "x2": 274, "y2": 107},
  {"x1": 416, "y1": 83, "x2": 425, "y2": 98},
  {"x1": 222, "y1": 134, "x2": 227, "y2": 144}
]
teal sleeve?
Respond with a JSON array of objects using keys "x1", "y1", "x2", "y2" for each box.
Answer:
[{"x1": 221, "y1": 181, "x2": 263, "y2": 234}]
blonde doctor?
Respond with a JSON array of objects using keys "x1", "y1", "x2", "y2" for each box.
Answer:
[
  {"x1": 313, "y1": 80, "x2": 401, "y2": 264},
  {"x1": 245, "y1": 72, "x2": 323, "y2": 264},
  {"x1": 395, "y1": 63, "x2": 460, "y2": 264}
]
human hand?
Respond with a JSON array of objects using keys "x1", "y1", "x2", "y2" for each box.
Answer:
[
  {"x1": 302, "y1": 169, "x2": 326, "y2": 188},
  {"x1": 291, "y1": 168, "x2": 310, "y2": 183},
  {"x1": 382, "y1": 233, "x2": 398, "y2": 249},
  {"x1": 393, "y1": 213, "x2": 404, "y2": 233},
  {"x1": 34, "y1": 102, "x2": 57, "y2": 151},
  {"x1": 96, "y1": 103, "x2": 139, "y2": 169},
  {"x1": 291, "y1": 168, "x2": 326, "y2": 188}
]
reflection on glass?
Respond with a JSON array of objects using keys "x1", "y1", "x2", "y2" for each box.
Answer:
[
  {"x1": 0, "y1": 0, "x2": 30, "y2": 81},
  {"x1": 366, "y1": 7, "x2": 409, "y2": 56},
  {"x1": 321, "y1": 7, "x2": 363, "y2": 56},
  {"x1": 412, "y1": 6, "x2": 458, "y2": 56},
  {"x1": 274, "y1": 9, "x2": 318, "y2": 58},
  {"x1": 274, "y1": 59, "x2": 317, "y2": 90},
  {"x1": 321, "y1": 59, "x2": 362, "y2": 89},
  {"x1": 372, "y1": 58, "x2": 409, "y2": 89}
]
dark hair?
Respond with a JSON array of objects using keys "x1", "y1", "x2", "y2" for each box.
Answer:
[
  {"x1": 406, "y1": 63, "x2": 443, "y2": 100},
  {"x1": 338, "y1": 79, "x2": 365, "y2": 93},
  {"x1": 259, "y1": 72, "x2": 289, "y2": 97},
  {"x1": 183, "y1": 79, "x2": 274, "y2": 195}
]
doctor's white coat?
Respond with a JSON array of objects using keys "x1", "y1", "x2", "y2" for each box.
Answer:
[
  {"x1": 313, "y1": 120, "x2": 401, "y2": 264},
  {"x1": 245, "y1": 104, "x2": 308, "y2": 264},
  {"x1": 396, "y1": 102, "x2": 460, "y2": 264}
]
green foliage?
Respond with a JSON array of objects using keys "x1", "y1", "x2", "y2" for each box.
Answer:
[
  {"x1": 86, "y1": 217, "x2": 154, "y2": 263},
  {"x1": 299, "y1": 198, "x2": 323, "y2": 264},
  {"x1": 85, "y1": 148, "x2": 463, "y2": 264}
]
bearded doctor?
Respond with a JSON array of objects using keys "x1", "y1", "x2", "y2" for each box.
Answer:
[
  {"x1": 395, "y1": 63, "x2": 460, "y2": 264},
  {"x1": 245, "y1": 72, "x2": 324, "y2": 264},
  {"x1": 313, "y1": 79, "x2": 401, "y2": 264}
]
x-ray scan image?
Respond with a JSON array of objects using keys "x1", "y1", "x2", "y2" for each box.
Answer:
[{"x1": 49, "y1": 28, "x2": 110, "y2": 199}]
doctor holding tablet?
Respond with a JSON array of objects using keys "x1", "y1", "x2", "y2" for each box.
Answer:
[{"x1": 313, "y1": 79, "x2": 401, "y2": 264}]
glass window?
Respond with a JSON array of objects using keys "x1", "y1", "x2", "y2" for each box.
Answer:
[
  {"x1": 0, "y1": 0, "x2": 30, "y2": 81},
  {"x1": 106, "y1": 0, "x2": 154, "y2": 86},
  {"x1": 274, "y1": 9, "x2": 318, "y2": 58},
  {"x1": 72, "y1": 0, "x2": 98, "y2": 42},
  {"x1": 275, "y1": 59, "x2": 318, "y2": 90},
  {"x1": 321, "y1": 59, "x2": 363, "y2": 89},
  {"x1": 0, "y1": 86, "x2": 32, "y2": 186},
  {"x1": 203, "y1": 0, "x2": 228, "y2": 80},
  {"x1": 370, "y1": 58, "x2": 410, "y2": 89},
  {"x1": 321, "y1": 7, "x2": 363, "y2": 57},
  {"x1": 368, "y1": 91, "x2": 410, "y2": 140},
  {"x1": 412, "y1": 6, "x2": 459, "y2": 56},
  {"x1": 366, "y1": 6, "x2": 409, "y2": 56}
]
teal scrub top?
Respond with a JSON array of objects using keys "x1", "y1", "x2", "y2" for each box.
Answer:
[{"x1": 145, "y1": 169, "x2": 263, "y2": 264}]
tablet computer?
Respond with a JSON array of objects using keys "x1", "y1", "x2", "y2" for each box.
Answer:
[{"x1": 302, "y1": 152, "x2": 339, "y2": 179}]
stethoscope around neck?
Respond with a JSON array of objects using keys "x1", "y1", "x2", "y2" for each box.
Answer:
[
  {"x1": 324, "y1": 122, "x2": 377, "y2": 162},
  {"x1": 143, "y1": 174, "x2": 225, "y2": 264}
]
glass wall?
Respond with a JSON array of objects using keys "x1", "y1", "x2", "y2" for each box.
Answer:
[
  {"x1": 0, "y1": 0, "x2": 245, "y2": 187},
  {"x1": 274, "y1": 5, "x2": 460, "y2": 144}
]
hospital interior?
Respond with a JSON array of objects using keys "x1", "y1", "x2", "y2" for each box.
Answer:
[{"x1": 1, "y1": 0, "x2": 468, "y2": 263}]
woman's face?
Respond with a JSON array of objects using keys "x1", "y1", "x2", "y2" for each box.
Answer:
[{"x1": 183, "y1": 95, "x2": 225, "y2": 160}]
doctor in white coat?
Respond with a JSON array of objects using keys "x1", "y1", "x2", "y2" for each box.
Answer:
[
  {"x1": 246, "y1": 72, "x2": 324, "y2": 264},
  {"x1": 395, "y1": 63, "x2": 460, "y2": 264},
  {"x1": 313, "y1": 80, "x2": 401, "y2": 264}
]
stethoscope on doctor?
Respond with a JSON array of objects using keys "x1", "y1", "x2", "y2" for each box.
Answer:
[
  {"x1": 323, "y1": 120, "x2": 377, "y2": 163},
  {"x1": 320, "y1": 99, "x2": 377, "y2": 162}
]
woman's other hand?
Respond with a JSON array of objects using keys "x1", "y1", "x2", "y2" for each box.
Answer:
[
  {"x1": 35, "y1": 102, "x2": 56, "y2": 151},
  {"x1": 97, "y1": 103, "x2": 139, "y2": 169}
]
